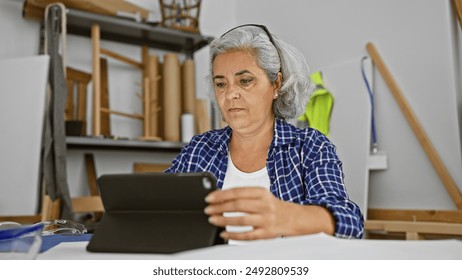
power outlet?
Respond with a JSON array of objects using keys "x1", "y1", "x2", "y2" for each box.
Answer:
[{"x1": 368, "y1": 151, "x2": 388, "y2": 170}]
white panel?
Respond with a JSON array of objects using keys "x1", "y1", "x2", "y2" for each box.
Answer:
[
  {"x1": 320, "y1": 58, "x2": 372, "y2": 216},
  {"x1": 0, "y1": 55, "x2": 49, "y2": 215}
]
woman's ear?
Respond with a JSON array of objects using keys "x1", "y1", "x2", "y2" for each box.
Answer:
[{"x1": 273, "y1": 72, "x2": 283, "y2": 98}]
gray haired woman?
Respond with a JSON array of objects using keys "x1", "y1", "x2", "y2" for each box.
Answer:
[{"x1": 166, "y1": 24, "x2": 364, "y2": 242}]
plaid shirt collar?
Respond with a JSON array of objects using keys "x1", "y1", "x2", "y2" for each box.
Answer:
[{"x1": 213, "y1": 118, "x2": 297, "y2": 154}]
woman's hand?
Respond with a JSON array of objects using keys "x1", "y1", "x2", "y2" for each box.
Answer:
[
  {"x1": 204, "y1": 187, "x2": 288, "y2": 241},
  {"x1": 204, "y1": 187, "x2": 335, "y2": 241}
]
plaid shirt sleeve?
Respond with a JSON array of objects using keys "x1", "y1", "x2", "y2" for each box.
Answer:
[
  {"x1": 300, "y1": 131, "x2": 364, "y2": 239},
  {"x1": 270, "y1": 120, "x2": 364, "y2": 239}
]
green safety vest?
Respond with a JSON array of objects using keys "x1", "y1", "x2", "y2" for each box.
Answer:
[{"x1": 298, "y1": 71, "x2": 334, "y2": 136}]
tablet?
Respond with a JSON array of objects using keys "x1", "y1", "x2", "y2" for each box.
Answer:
[{"x1": 87, "y1": 172, "x2": 223, "y2": 254}]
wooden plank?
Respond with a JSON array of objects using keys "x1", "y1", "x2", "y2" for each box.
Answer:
[
  {"x1": 65, "y1": 79, "x2": 74, "y2": 120},
  {"x1": 72, "y1": 196, "x2": 104, "y2": 213},
  {"x1": 76, "y1": 82, "x2": 88, "y2": 134},
  {"x1": 453, "y1": 0, "x2": 462, "y2": 29},
  {"x1": 100, "y1": 48, "x2": 143, "y2": 69},
  {"x1": 41, "y1": 195, "x2": 61, "y2": 221},
  {"x1": 84, "y1": 153, "x2": 98, "y2": 196},
  {"x1": 92, "y1": 24, "x2": 101, "y2": 136},
  {"x1": 148, "y1": 55, "x2": 160, "y2": 138},
  {"x1": 142, "y1": 46, "x2": 149, "y2": 77},
  {"x1": 157, "y1": 61, "x2": 164, "y2": 139},
  {"x1": 76, "y1": 82, "x2": 88, "y2": 121},
  {"x1": 83, "y1": 153, "x2": 103, "y2": 220},
  {"x1": 100, "y1": 58, "x2": 111, "y2": 136},
  {"x1": 143, "y1": 77, "x2": 150, "y2": 137},
  {"x1": 405, "y1": 232, "x2": 424, "y2": 240},
  {"x1": 0, "y1": 215, "x2": 42, "y2": 224},
  {"x1": 67, "y1": 67, "x2": 91, "y2": 83},
  {"x1": 365, "y1": 220, "x2": 462, "y2": 236},
  {"x1": 67, "y1": 67, "x2": 91, "y2": 134},
  {"x1": 368, "y1": 208, "x2": 462, "y2": 223},
  {"x1": 100, "y1": 107, "x2": 143, "y2": 120},
  {"x1": 142, "y1": 46, "x2": 150, "y2": 137},
  {"x1": 22, "y1": 0, "x2": 45, "y2": 21},
  {"x1": 133, "y1": 162, "x2": 171, "y2": 173},
  {"x1": 366, "y1": 42, "x2": 462, "y2": 210},
  {"x1": 25, "y1": 0, "x2": 151, "y2": 21}
]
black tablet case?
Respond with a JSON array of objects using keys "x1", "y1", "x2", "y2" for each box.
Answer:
[{"x1": 86, "y1": 172, "x2": 222, "y2": 254}]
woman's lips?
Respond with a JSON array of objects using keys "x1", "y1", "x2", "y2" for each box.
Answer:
[{"x1": 228, "y1": 108, "x2": 244, "y2": 112}]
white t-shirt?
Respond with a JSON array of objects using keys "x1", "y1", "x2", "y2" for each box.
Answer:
[{"x1": 222, "y1": 154, "x2": 270, "y2": 245}]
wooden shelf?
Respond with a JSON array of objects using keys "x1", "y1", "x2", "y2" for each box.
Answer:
[
  {"x1": 66, "y1": 8, "x2": 213, "y2": 57},
  {"x1": 66, "y1": 136, "x2": 184, "y2": 152},
  {"x1": 62, "y1": 9, "x2": 211, "y2": 152}
]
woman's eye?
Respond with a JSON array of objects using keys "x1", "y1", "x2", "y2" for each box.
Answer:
[
  {"x1": 215, "y1": 82, "x2": 226, "y2": 88},
  {"x1": 240, "y1": 78, "x2": 253, "y2": 86}
]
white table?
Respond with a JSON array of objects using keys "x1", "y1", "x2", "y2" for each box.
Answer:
[{"x1": 38, "y1": 233, "x2": 462, "y2": 260}]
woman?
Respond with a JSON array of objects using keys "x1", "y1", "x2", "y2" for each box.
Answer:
[{"x1": 165, "y1": 24, "x2": 364, "y2": 241}]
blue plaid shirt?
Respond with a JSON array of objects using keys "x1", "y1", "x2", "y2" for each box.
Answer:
[{"x1": 166, "y1": 118, "x2": 364, "y2": 238}]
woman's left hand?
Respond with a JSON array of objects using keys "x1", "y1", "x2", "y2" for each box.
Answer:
[{"x1": 204, "y1": 187, "x2": 288, "y2": 241}]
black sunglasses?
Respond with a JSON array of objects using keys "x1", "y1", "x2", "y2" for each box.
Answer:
[{"x1": 220, "y1": 24, "x2": 277, "y2": 49}]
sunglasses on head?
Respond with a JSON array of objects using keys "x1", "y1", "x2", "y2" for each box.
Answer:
[
  {"x1": 220, "y1": 24, "x2": 282, "y2": 72},
  {"x1": 220, "y1": 24, "x2": 277, "y2": 49}
]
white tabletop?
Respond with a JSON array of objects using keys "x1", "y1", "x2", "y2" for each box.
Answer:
[{"x1": 37, "y1": 233, "x2": 462, "y2": 260}]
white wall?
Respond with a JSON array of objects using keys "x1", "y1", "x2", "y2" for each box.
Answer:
[
  {"x1": 1, "y1": 0, "x2": 461, "y2": 214},
  {"x1": 228, "y1": 0, "x2": 462, "y2": 210},
  {"x1": 0, "y1": 0, "x2": 40, "y2": 58}
]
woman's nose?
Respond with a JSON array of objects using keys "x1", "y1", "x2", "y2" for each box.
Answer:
[{"x1": 225, "y1": 82, "x2": 240, "y2": 100}]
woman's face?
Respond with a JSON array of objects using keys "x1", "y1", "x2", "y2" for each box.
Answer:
[{"x1": 212, "y1": 50, "x2": 280, "y2": 135}]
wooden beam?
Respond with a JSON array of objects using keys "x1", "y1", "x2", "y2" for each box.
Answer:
[
  {"x1": 366, "y1": 42, "x2": 462, "y2": 209},
  {"x1": 84, "y1": 154, "x2": 99, "y2": 196},
  {"x1": 100, "y1": 48, "x2": 143, "y2": 69},
  {"x1": 0, "y1": 215, "x2": 42, "y2": 224},
  {"x1": 65, "y1": 79, "x2": 75, "y2": 120},
  {"x1": 365, "y1": 220, "x2": 462, "y2": 237},
  {"x1": 405, "y1": 232, "x2": 424, "y2": 240},
  {"x1": 41, "y1": 195, "x2": 61, "y2": 221},
  {"x1": 147, "y1": 55, "x2": 160, "y2": 137},
  {"x1": 100, "y1": 58, "x2": 111, "y2": 136},
  {"x1": 453, "y1": 0, "x2": 462, "y2": 29},
  {"x1": 92, "y1": 24, "x2": 101, "y2": 136},
  {"x1": 368, "y1": 208, "x2": 462, "y2": 223},
  {"x1": 143, "y1": 77, "x2": 150, "y2": 137},
  {"x1": 100, "y1": 107, "x2": 144, "y2": 120},
  {"x1": 84, "y1": 153, "x2": 103, "y2": 220},
  {"x1": 76, "y1": 82, "x2": 88, "y2": 134},
  {"x1": 72, "y1": 196, "x2": 104, "y2": 213},
  {"x1": 67, "y1": 67, "x2": 91, "y2": 83},
  {"x1": 133, "y1": 162, "x2": 171, "y2": 173}
]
